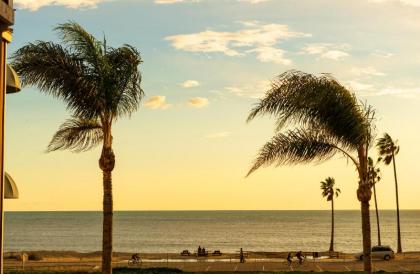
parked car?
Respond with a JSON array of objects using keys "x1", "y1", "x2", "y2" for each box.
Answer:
[{"x1": 355, "y1": 245, "x2": 395, "y2": 261}]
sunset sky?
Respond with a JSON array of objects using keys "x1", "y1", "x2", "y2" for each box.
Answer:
[{"x1": 4, "y1": 0, "x2": 420, "y2": 211}]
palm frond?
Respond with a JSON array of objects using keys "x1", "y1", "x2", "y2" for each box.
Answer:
[
  {"x1": 11, "y1": 41, "x2": 102, "y2": 119},
  {"x1": 376, "y1": 133, "x2": 399, "y2": 165},
  {"x1": 247, "y1": 70, "x2": 374, "y2": 149},
  {"x1": 105, "y1": 45, "x2": 144, "y2": 118},
  {"x1": 247, "y1": 129, "x2": 341, "y2": 176},
  {"x1": 320, "y1": 177, "x2": 337, "y2": 200},
  {"x1": 55, "y1": 21, "x2": 104, "y2": 71},
  {"x1": 47, "y1": 118, "x2": 103, "y2": 152}
]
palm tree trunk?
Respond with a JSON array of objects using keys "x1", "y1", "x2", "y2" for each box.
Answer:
[
  {"x1": 392, "y1": 152, "x2": 402, "y2": 253},
  {"x1": 329, "y1": 197, "x2": 334, "y2": 252},
  {"x1": 102, "y1": 163, "x2": 113, "y2": 274},
  {"x1": 99, "y1": 126, "x2": 115, "y2": 274},
  {"x1": 357, "y1": 147, "x2": 372, "y2": 274},
  {"x1": 361, "y1": 198, "x2": 372, "y2": 274},
  {"x1": 373, "y1": 184, "x2": 381, "y2": 246}
]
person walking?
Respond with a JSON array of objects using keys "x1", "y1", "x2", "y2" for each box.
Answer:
[
  {"x1": 239, "y1": 248, "x2": 245, "y2": 263},
  {"x1": 287, "y1": 252, "x2": 292, "y2": 266}
]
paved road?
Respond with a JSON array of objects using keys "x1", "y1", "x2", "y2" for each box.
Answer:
[{"x1": 5, "y1": 259, "x2": 420, "y2": 272}]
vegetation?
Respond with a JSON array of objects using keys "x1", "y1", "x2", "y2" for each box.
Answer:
[
  {"x1": 12, "y1": 22, "x2": 144, "y2": 274},
  {"x1": 367, "y1": 157, "x2": 382, "y2": 246},
  {"x1": 246, "y1": 70, "x2": 376, "y2": 273},
  {"x1": 320, "y1": 177, "x2": 340, "y2": 252},
  {"x1": 376, "y1": 133, "x2": 402, "y2": 253}
]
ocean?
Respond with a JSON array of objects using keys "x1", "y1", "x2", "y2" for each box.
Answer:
[{"x1": 4, "y1": 210, "x2": 420, "y2": 253}]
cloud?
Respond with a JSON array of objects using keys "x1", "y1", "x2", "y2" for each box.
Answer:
[
  {"x1": 248, "y1": 47, "x2": 292, "y2": 65},
  {"x1": 144, "y1": 96, "x2": 171, "y2": 109},
  {"x1": 350, "y1": 66, "x2": 386, "y2": 77},
  {"x1": 15, "y1": 0, "x2": 109, "y2": 10},
  {"x1": 238, "y1": 0, "x2": 269, "y2": 3},
  {"x1": 346, "y1": 81, "x2": 375, "y2": 92},
  {"x1": 166, "y1": 23, "x2": 310, "y2": 64},
  {"x1": 181, "y1": 80, "x2": 201, "y2": 88},
  {"x1": 187, "y1": 97, "x2": 209, "y2": 108},
  {"x1": 369, "y1": 0, "x2": 420, "y2": 7},
  {"x1": 301, "y1": 43, "x2": 350, "y2": 60},
  {"x1": 225, "y1": 80, "x2": 271, "y2": 99},
  {"x1": 371, "y1": 50, "x2": 394, "y2": 58},
  {"x1": 155, "y1": 0, "x2": 199, "y2": 4},
  {"x1": 205, "y1": 132, "x2": 231, "y2": 138}
]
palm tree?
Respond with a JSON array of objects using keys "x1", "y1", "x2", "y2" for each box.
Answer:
[
  {"x1": 377, "y1": 133, "x2": 402, "y2": 253},
  {"x1": 320, "y1": 177, "x2": 340, "y2": 252},
  {"x1": 368, "y1": 157, "x2": 382, "y2": 246},
  {"x1": 246, "y1": 70, "x2": 376, "y2": 273},
  {"x1": 11, "y1": 22, "x2": 144, "y2": 274}
]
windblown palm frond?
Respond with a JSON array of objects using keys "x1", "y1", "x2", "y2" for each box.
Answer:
[
  {"x1": 11, "y1": 41, "x2": 101, "y2": 119},
  {"x1": 105, "y1": 45, "x2": 144, "y2": 118},
  {"x1": 55, "y1": 21, "x2": 104, "y2": 72},
  {"x1": 247, "y1": 70, "x2": 374, "y2": 149},
  {"x1": 321, "y1": 177, "x2": 340, "y2": 201},
  {"x1": 367, "y1": 157, "x2": 381, "y2": 186},
  {"x1": 247, "y1": 129, "x2": 342, "y2": 176},
  {"x1": 47, "y1": 118, "x2": 103, "y2": 152},
  {"x1": 12, "y1": 22, "x2": 144, "y2": 123},
  {"x1": 377, "y1": 133, "x2": 399, "y2": 165}
]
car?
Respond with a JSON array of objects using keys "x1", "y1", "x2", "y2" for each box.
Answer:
[{"x1": 355, "y1": 245, "x2": 395, "y2": 261}]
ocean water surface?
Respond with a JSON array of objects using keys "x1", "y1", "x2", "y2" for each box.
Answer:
[{"x1": 4, "y1": 210, "x2": 420, "y2": 253}]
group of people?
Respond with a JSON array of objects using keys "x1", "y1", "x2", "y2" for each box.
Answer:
[
  {"x1": 197, "y1": 246, "x2": 207, "y2": 256},
  {"x1": 287, "y1": 251, "x2": 305, "y2": 265}
]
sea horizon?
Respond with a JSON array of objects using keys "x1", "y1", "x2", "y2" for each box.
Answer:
[{"x1": 5, "y1": 210, "x2": 420, "y2": 254}]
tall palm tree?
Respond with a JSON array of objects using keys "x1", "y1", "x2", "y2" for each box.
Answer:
[
  {"x1": 247, "y1": 70, "x2": 376, "y2": 273},
  {"x1": 320, "y1": 177, "x2": 340, "y2": 252},
  {"x1": 11, "y1": 22, "x2": 144, "y2": 274},
  {"x1": 377, "y1": 133, "x2": 402, "y2": 253},
  {"x1": 368, "y1": 157, "x2": 382, "y2": 246}
]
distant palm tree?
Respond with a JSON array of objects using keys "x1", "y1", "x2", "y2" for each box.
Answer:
[
  {"x1": 368, "y1": 157, "x2": 382, "y2": 246},
  {"x1": 320, "y1": 177, "x2": 340, "y2": 252},
  {"x1": 12, "y1": 22, "x2": 144, "y2": 274},
  {"x1": 247, "y1": 70, "x2": 376, "y2": 273},
  {"x1": 377, "y1": 133, "x2": 402, "y2": 253}
]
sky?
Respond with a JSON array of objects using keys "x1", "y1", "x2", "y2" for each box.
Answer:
[{"x1": 4, "y1": 0, "x2": 420, "y2": 211}]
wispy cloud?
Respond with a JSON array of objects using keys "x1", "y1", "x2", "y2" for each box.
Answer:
[
  {"x1": 15, "y1": 0, "x2": 109, "y2": 10},
  {"x1": 187, "y1": 97, "x2": 209, "y2": 108},
  {"x1": 180, "y1": 80, "x2": 201, "y2": 88},
  {"x1": 248, "y1": 47, "x2": 292, "y2": 65},
  {"x1": 225, "y1": 80, "x2": 271, "y2": 99},
  {"x1": 144, "y1": 96, "x2": 171, "y2": 110},
  {"x1": 237, "y1": 0, "x2": 269, "y2": 3},
  {"x1": 369, "y1": 0, "x2": 420, "y2": 7},
  {"x1": 301, "y1": 43, "x2": 350, "y2": 60},
  {"x1": 155, "y1": 0, "x2": 199, "y2": 4},
  {"x1": 346, "y1": 80, "x2": 375, "y2": 92},
  {"x1": 205, "y1": 131, "x2": 231, "y2": 138},
  {"x1": 166, "y1": 23, "x2": 310, "y2": 64},
  {"x1": 371, "y1": 50, "x2": 394, "y2": 58},
  {"x1": 350, "y1": 66, "x2": 386, "y2": 77},
  {"x1": 346, "y1": 80, "x2": 420, "y2": 98}
]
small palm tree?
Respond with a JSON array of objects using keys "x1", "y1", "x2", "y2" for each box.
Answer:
[
  {"x1": 12, "y1": 22, "x2": 144, "y2": 274},
  {"x1": 377, "y1": 133, "x2": 402, "y2": 253},
  {"x1": 368, "y1": 157, "x2": 382, "y2": 246},
  {"x1": 247, "y1": 70, "x2": 376, "y2": 273},
  {"x1": 320, "y1": 177, "x2": 340, "y2": 252}
]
